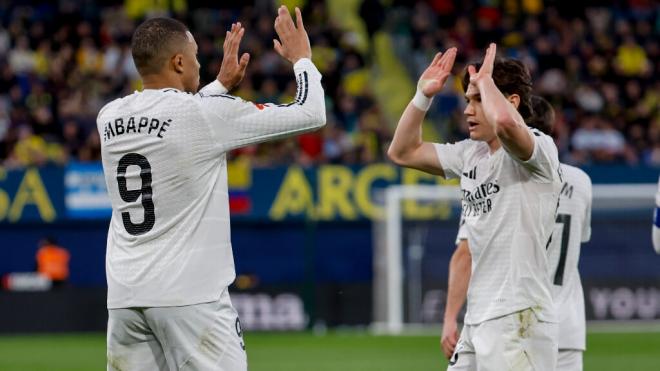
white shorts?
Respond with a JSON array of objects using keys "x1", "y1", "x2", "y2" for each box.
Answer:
[
  {"x1": 448, "y1": 308, "x2": 558, "y2": 371},
  {"x1": 107, "y1": 288, "x2": 246, "y2": 371},
  {"x1": 557, "y1": 349, "x2": 583, "y2": 371}
]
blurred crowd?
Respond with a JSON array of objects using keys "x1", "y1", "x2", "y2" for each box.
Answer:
[
  {"x1": 0, "y1": 0, "x2": 387, "y2": 168},
  {"x1": 0, "y1": 0, "x2": 658, "y2": 168},
  {"x1": 389, "y1": 0, "x2": 659, "y2": 166}
]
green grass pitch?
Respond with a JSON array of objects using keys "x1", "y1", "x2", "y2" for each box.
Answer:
[{"x1": 0, "y1": 331, "x2": 659, "y2": 370}]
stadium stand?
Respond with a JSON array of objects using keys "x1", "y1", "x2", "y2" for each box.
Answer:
[{"x1": 0, "y1": 1, "x2": 657, "y2": 169}]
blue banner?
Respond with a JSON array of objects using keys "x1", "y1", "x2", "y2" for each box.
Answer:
[
  {"x1": 0, "y1": 166, "x2": 65, "y2": 223},
  {"x1": 58, "y1": 161, "x2": 457, "y2": 222},
  {"x1": 64, "y1": 162, "x2": 112, "y2": 219},
  {"x1": 229, "y1": 163, "x2": 453, "y2": 221},
  {"x1": 3, "y1": 163, "x2": 657, "y2": 223}
]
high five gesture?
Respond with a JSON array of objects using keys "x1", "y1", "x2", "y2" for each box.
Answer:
[
  {"x1": 273, "y1": 6, "x2": 311, "y2": 64},
  {"x1": 467, "y1": 43, "x2": 496, "y2": 87},
  {"x1": 418, "y1": 47, "x2": 457, "y2": 98},
  {"x1": 218, "y1": 22, "x2": 250, "y2": 90},
  {"x1": 387, "y1": 47, "x2": 459, "y2": 176}
]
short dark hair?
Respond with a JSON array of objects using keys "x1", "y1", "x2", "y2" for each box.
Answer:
[
  {"x1": 462, "y1": 57, "x2": 533, "y2": 122},
  {"x1": 131, "y1": 18, "x2": 189, "y2": 76},
  {"x1": 528, "y1": 95, "x2": 555, "y2": 135}
]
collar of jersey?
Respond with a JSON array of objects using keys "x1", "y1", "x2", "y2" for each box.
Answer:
[{"x1": 136, "y1": 88, "x2": 183, "y2": 93}]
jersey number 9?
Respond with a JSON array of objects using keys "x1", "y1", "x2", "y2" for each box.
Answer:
[{"x1": 116, "y1": 153, "x2": 155, "y2": 236}]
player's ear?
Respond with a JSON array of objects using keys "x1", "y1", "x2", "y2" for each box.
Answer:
[
  {"x1": 506, "y1": 94, "x2": 520, "y2": 109},
  {"x1": 172, "y1": 53, "x2": 185, "y2": 74}
]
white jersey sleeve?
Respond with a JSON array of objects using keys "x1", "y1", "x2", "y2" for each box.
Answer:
[
  {"x1": 198, "y1": 80, "x2": 228, "y2": 95},
  {"x1": 506, "y1": 128, "x2": 559, "y2": 183},
  {"x1": 433, "y1": 140, "x2": 471, "y2": 179},
  {"x1": 197, "y1": 58, "x2": 325, "y2": 154}
]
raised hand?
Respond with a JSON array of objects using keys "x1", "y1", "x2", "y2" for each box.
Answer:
[
  {"x1": 273, "y1": 6, "x2": 311, "y2": 64},
  {"x1": 418, "y1": 47, "x2": 457, "y2": 98},
  {"x1": 218, "y1": 22, "x2": 250, "y2": 90},
  {"x1": 468, "y1": 43, "x2": 496, "y2": 87}
]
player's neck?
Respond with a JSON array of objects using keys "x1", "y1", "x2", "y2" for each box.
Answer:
[
  {"x1": 141, "y1": 74, "x2": 185, "y2": 91},
  {"x1": 487, "y1": 138, "x2": 501, "y2": 154}
]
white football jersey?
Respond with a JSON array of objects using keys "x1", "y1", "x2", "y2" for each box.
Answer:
[
  {"x1": 97, "y1": 58, "x2": 325, "y2": 309},
  {"x1": 548, "y1": 164, "x2": 591, "y2": 350},
  {"x1": 435, "y1": 128, "x2": 562, "y2": 325}
]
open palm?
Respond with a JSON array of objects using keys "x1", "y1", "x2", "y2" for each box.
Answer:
[
  {"x1": 218, "y1": 22, "x2": 250, "y2": 90},
  {"x1": 418, "y1": 47, "x2": 457, "y2": 97},
  {"x1": 468, "y1": 43, "x2": 496, "y2": 86}
]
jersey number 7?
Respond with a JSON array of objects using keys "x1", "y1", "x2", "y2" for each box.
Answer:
[{"x1": 553, "y1": 213, "x2": 571, "y2": 286}]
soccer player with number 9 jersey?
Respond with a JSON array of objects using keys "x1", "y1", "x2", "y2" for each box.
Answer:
[{"x1": 98, "y1": 7, "x2": 325, "y2": 371}]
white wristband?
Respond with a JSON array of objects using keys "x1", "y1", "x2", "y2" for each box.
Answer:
[{"x1": 411, "y1": 90, "x2": 433, "y2": 111}]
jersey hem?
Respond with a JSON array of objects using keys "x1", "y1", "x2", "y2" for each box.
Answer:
[
  {"x1": 464, "y1": 305, "x2": 557, "y2": 326},
  {"x1": 107, "y1": 290, "x2": 225, "y2": 309}
]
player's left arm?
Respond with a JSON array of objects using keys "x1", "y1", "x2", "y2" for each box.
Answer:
[
  {"x1": 468, "y1": 43, "x2": 534, "y2": 161},
  {"x1": 442, "y1": 237, "x2": 471, "y2": 359},
  {"x1": 196, "y1": 10, "x2": 325, "y2": 153},
  {"x1": 198, "y1": 58, "x2": 325, "y2": 153}
]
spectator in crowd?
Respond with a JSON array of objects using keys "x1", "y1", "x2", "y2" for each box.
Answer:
[{"x1": 36, "y1": 237, "x2": 70, "y2": 288}]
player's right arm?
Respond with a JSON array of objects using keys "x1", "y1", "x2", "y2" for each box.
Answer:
[
  {"x1": 197, "y1": 6, "x2": 326, "y2": 152},
  {"x1": 387, "y1": 48, "x2": 457, "y2": 177},
  {"x1": 442, "y1": 237, "x2": 471, "y2": 359}
]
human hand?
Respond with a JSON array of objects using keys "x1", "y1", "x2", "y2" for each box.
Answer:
[
  {"x1": 273, "y1": 6, "x2": 311, "y2": 64},
  {"x1": 417, "y1": 47, "x2": 457, "y2": 98},
  {"x1": 468, "y1": 43, "x2": 496, "y2": 88},
  {"x1": 441, "y1": 318, "x2": 459, "y2": 359},
  {"x1": 218, "y1": 22, "x2": 250, "y2": 90}
]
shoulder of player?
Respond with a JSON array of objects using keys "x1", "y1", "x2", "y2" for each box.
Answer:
[
  {"x1": 526, "y1": 127, "x2": 558, "y2": 150},
  {"x1": 525, "y1": 125, "x2": 551, "y2": 139},
  {"x1": 560, "y1": 164, "x2": 592, "y2": 185},
  {"x1": 559, "y1": 164, "x2": 593, "y2": 204},
  {"x1": 98, "y1": 95, "x2": 127, "y2": 119},
  {"x1": 99, "y1": 88, "x2": 196, "y2": 111},
  {"x1": 452, "y1": 139, "x2": 488, "y2": 161}
]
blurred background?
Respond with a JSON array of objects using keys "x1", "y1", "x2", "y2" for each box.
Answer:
[{"x1": 0, "y1": 0, "x2": 658, "y2": 370}]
